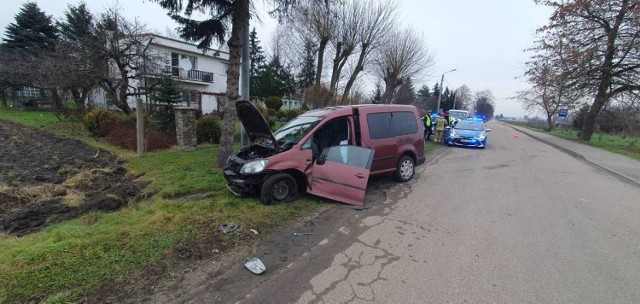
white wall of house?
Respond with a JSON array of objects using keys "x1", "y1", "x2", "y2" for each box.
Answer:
[{"x1": 91, "y1": 34, "x2": 231, "y2": 114}]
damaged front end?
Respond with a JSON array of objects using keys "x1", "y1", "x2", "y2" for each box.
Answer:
[{"x1": 224, "y1": 144, "x2": 277, "y2": 196}]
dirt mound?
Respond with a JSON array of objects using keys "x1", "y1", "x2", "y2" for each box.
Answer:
[{"x1": 0, "y1": 120, "x2": 147, "y2": 236}]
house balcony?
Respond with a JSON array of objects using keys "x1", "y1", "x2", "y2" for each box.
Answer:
[{"x1": 171, "y1": 67, "x2": 214, "y2": 84}]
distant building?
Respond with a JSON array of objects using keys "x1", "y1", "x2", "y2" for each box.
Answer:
[
  {"x1": 89, "y1": 34, "x2": 230, "y2": 114},
  {"x1": 253, "y1": 97, "x2": 303, "y2": 111}
]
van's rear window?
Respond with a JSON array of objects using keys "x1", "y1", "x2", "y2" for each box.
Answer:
[{"x1": 366, "y1": 111, "x2": 417, "y2": 139}]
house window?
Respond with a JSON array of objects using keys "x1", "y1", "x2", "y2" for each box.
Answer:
[
  {"x1": 222, "y1": 63, "x2": 228, "y2": 75},
  {"x1": 171, "y1": 52, "x2": 197, "y2": 77}
]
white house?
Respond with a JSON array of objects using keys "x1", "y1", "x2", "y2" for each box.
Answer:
[{"x1": 89, "y1": 34, "x2": 229, "y2": 114}]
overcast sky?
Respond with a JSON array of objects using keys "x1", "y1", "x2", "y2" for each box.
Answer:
[{"x1": 0, "y1": 0, "x2": 552, "y2": 117}]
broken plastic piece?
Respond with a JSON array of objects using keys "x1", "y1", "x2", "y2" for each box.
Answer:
[
  {"x1": 293, "y1": 232, "x2": 315, "y2": 236},
  {"x1": 250, "y1": 229, "x2": 259, "y2": 235},
  {"x1": 244, "y1": 257, "x2": 266, "y2": 274},
  {"x1": 219, "y1": 223, "x2": 241, "y2": 234}
]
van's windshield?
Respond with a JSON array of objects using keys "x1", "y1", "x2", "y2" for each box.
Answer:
[{"x1": 272, "y1": 116, "x2": 322, "y2": 147}]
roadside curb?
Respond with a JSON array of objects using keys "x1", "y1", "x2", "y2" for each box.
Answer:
[{"x1": 502, "y1": 123, "x2": 640, "y2": 188}]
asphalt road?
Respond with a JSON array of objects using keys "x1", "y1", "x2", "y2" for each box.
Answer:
[{"x1": 233, "y1": 121, "x2": 640, "y2": 303}]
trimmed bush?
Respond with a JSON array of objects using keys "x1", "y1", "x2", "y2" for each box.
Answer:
[
  {"x1": 287, "y1": 109, "x2": 299, "y2": 120},
  {"x1": 196, "y1": 115, "x2": 222, "y2": 144},
  {"x1": 267, "y1": 108, "x2": 277, "y2": 118},
  {"x1": 83, "y1": 109, "x2": 117, "y2": 136},
  {"x1": 265, "y1": 96, "x2": 283, "y2": 111}
]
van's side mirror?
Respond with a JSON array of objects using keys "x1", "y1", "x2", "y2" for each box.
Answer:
[{"x1": 316, "y1": 153, "x2": 327, "y2": 165}]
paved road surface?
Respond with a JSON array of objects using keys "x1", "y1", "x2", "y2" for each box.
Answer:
[{"x1": 227, "y1": 121, "x2": 640, "y2": 304}]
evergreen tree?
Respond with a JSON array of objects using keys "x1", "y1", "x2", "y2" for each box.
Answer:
[
  {"x1": 371, "y1": 82, "x2": 382, "y2": 104},
  {"x1": 252, "y1": 56, "x2": 296, "y2": 98},
  {"x1": 432, "y1": 82, "x2": 440, "y2": 99},
  {"x1": 394, "y1": 77, "x2": 416, "y2": 105},
  {"x1": 297, "y1": 39, "x2": 316, "y2": 90},
  {"x1": 417, "y1": 85, "x2": 431, "y2": 99},
  {"x1": 152, "y1": 74, "x2": 183, "y2": 134},
  {"x1": 2, "y1": 2, "x2": 58, "y2": 52},
  {"x1": 249, "y1": 28, "x2": 265, "y2": 77},
  {"x1": 58, "y1": 2, "x2": 94, "y2": 42}
]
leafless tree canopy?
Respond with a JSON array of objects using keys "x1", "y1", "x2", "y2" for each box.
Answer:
[{"x1": 374, "y1": 27, "x2": 434, "y2": 104}]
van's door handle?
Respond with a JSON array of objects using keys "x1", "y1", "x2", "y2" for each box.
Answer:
[{"x1": 355, "y1": 173, "x2": 365, "y2": 179}]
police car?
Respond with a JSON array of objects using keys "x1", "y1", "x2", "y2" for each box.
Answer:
[{"x1": 444, "y1": 118, "x2": 491, "y2": 148}]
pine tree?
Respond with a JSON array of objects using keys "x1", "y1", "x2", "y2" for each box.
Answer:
[
  {"x1": 394, "y1": 77, "x2": 416, "y2": 105},
  {"x1": 417, "y1": 85, "x2": 431, "y2": 99},
  {"x1": 153, "y1": 75, "x2": 183, "y2": 134},
  {"x1": 58, "y1": 2, "x2": 94, "y2": 42},
  {"x1": 2, "y1": 2, "x2": 58, "y2": 52},
  {"x1": 253, "y1": 56, "x2": 296, "y2": 98},
  {"x1": 249, "y1": 28, "x2": 265, "y2": 78},
  {"x1": 297, "y1": 39, "x2": 316, "y2": 90},
  {"x1": 372, "y1": 82, "x2": 382, "y2": 104}
]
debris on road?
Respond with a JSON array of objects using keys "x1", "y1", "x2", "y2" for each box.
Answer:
[
  {"x1": 244, "y1": 257, "x2": 266, "y2": 274},
  {"x1": 352, "y1": 206, "x2": 370, "y2": 211},
  {"x1": 250, "y1": 229, "x2": 259, "y2": 235},
  {"x1": 293, "y1": 232, "x2": 315, "y2": 236},
  {"x1": 219, "y1": 223, "x2": 241, "y2": 234}
]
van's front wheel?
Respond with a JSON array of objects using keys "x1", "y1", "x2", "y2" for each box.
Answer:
[
  {"x1": 260, "y1": 173, "x2": 298, "y2": 204},
  {"x1": 395, "y1": 156, "x2": 415, "y2": 182}
]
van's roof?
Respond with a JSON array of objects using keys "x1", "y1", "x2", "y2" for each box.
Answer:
[{"x1": 300, "y1": 104, "x2": 417, "y2": 118}]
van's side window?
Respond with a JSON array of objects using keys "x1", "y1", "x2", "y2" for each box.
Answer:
[
  {"x1": 392, "y1": 111, "x2": 418, "y2": 136},
  {"x1": 367, "y1": 113, "x2": 392, "y2": 139}
]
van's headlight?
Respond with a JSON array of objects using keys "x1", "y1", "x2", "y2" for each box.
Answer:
[{"x1": 240, "y1": 159, "x2": 269, "y2": 174}]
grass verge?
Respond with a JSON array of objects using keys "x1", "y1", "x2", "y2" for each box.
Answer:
[
  {"x1": 0, "y1": 108, "x2": 323, "y2": 302},
  {"x1": 515, "y1": 124, "x2": 640, "y2": 161}
]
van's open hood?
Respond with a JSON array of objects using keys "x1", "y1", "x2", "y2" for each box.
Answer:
[{"x1": 235, "y1": 100, "x2": 279, "y2": 149}]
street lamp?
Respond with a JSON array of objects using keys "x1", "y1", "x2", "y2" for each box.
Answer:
[{"x1": 436, "y1": 69, "x2": 456, "y2": 113}]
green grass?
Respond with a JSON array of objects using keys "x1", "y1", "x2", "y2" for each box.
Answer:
[
  {"x1": 0, "y1": 108, "x2": 325, "y2": 303},
  {"x1": 517, "y1": 123, "x2": 640, "y2": 162}
]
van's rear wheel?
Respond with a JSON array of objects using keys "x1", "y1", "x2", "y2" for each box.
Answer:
[
  {"x1": 260, "y1": 173, "x2": 298, "y2": 204},
  {"x1": 395, "y1": 156, "x2": 415, "y2": 182}
]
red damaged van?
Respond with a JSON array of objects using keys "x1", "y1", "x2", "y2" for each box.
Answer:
[{"x1": 223, "y1": 100, "x2": 425, "y2": 206}]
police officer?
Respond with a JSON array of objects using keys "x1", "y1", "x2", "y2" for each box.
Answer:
[{"x1": 423, "y1": 110, "x2": 433, "y2": 142}]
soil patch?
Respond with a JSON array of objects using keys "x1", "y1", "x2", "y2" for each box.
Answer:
[{"x1": 0, "y1": 120, "x2": 147, "y2": 235}]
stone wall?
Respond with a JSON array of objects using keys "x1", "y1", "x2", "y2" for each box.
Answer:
[{"x1": 174, "y1": 107, "x2": 197, "y2": 150}]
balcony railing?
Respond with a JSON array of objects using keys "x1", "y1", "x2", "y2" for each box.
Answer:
[{"x1": 171, "y1": 67, "x2": 214, "y2": 83}]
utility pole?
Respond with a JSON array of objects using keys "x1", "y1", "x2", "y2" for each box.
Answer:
[
  {"x1": 240, "y1": 19, "x2": 250, "y2": 148},
  {"x1": 436, "y1": 69, "x2": 456, "y2": 113}
]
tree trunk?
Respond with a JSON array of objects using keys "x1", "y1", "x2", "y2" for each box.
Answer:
[
  {"x1": 329, "y1": 42, "x2": 342, "y2": 95},
  {"x1": 546, "y1": 113, "x2": 553, "y2": 131},
  {"x1": 580, "y1": 77, "x2": 611, "y2": 141},
  {"x1": 216, "y1": 0, "x2": 249, "y2": 168},
  {"x1": 50, "y1": 88, "x2": 63, "y2": 110},
  {"x1": 117, "y1": 84, "x2": 132, "y2": 114},
  {"x1": 381, "y1": 77, "x2": 397, "y2": 104},
  {"x1": 342, "y1": 46, "x2": 367, "y2": 103},
  {"x1": 0, "y1": 88, "x2": 7, "y2": 108},
  {"x1": 314, "y1": 38, "x2": 329, "y2": 89}
]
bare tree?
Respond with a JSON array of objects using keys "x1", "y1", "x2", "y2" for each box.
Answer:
[
  {"x1": 536, "y1": 0, "x2": 640, "y2": 141},
  {"x1": 342, "y1": 0, "x2": 397, "y2": 102},
  {"x1": 374, "y1": 27, "x2": 434, "y2": 104},
  {"x1": 293, "y1": 0, "x2": 337, "y2": 89},
  {"x1": 455, "y1": 84, "x2": 472, "y2": 110},
  {"x1": 92, "y1": 8, "x2": 165, "y2": 114},
  {"x1": 516, "y1": 35, "x2": 580, "y2": 131},
  {"x1": 328, "y1": 0, "x2": 359, "y2": 96}
]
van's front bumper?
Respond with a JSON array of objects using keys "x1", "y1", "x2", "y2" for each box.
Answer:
[{"x1": 223, "y1": 169, "x2": 266, "y2": 196}]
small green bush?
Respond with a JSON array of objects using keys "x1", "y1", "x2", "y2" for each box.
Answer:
[
  {"x1": 265, "y1": 96, "x2": 283, "y2": 111},
  {"x1": 267, "y1": 108, "x2": 277, "y2": 118},
  {"x1": 300, "y1": 103, "x2": 310, "y2": 112},
  {"x1": 287, "y1": 109, "x2": 299, "y2": 120},
  {"x1": 196, "y1": 115, "x2": 222, "y2": 144},
  {"x1": 83, "y1": 109, "x2": 117, "y2": 136}
]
